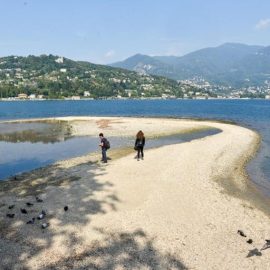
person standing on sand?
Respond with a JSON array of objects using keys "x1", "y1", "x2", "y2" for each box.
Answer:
[
  {"x1": 135, "y1": 130, "x2": 145, "y2": 161},
  {"x1": 99, "y1": 133, "x2": 108, "y2": 163}
]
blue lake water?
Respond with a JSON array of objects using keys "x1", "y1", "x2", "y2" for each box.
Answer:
[{"x1": 0, "y1": 99, "x2": 270, "y2": 195}]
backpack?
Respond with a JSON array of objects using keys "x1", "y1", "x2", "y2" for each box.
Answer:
[{"x1": 104, "y1": 138, "x2": 110, "y2": 149}]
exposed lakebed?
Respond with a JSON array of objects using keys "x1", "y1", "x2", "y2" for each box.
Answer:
[{"x1": 0, "y1": 120, "x2": 221, "y2": 180}]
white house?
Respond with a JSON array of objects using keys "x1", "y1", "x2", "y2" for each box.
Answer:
[
  {"x1": 84, "y1": 91, "x2": 91, "y2": 97},
  {"x1": 18, "y1": 93, "x2": 28, "y2": 99}
]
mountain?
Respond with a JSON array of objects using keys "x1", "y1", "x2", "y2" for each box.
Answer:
[
  {"x1": 0, "y1": 54, "x2": 198, "y2": 99},
  {"x1": 110, "y1": 43, "x2": 269, "y2": 87},
  {"x1": 111, "y1": 54, "x2": 171, "y2": 76}
]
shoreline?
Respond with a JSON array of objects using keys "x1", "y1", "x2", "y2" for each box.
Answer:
[
  {"x1": 1, "y1": 117, "x2": 270, "y2": 269},
  {"x1": 1, "y1": 97, "x2": 270, "y2": 102},
  {"x1": 0, "y1": 116, "x2": 269, "y2": 212},
  {"x1": 1, "y1": 116, "x2": 268, "y2": 211}
]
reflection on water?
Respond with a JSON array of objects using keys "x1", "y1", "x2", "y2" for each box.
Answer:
[
  {"x1": 0, "y1": 121, "x2": 221, "y2": 180},
  {"x1": 0, "y1": 121, "x2": 72, "y2": 143}
]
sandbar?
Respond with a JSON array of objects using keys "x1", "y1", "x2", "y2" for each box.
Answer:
[{"x1": 1, "y1": 117, "x2": 270, "y2": 270}]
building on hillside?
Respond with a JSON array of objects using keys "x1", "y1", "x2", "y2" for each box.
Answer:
[
  {"x1": 18, "y1": 93, "x2": 28, "y2": 99},
  {"x1": 124, "y1": 89, "x2": 135, "y2": 97},
  {"x1": 55, "y1": 57, "x2": 64, "y2": 64},
  {"x1": 71, "y1": 96, "x2": 80, "y2": 100},
  {"x1": 84, "y1": 91, "x2": 91, "y2": 97}
]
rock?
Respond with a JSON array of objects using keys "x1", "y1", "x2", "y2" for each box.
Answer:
[
  {"x1": 6, "y1": 213, "x2": 15, "y2": 218},
  {"x1": 8, "y1": 205, "x2": 15, "y2": 209}
]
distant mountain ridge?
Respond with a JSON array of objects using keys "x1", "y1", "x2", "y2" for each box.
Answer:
[{"x1": 110, "y1": 43, "x2": 270, "y2": 87}]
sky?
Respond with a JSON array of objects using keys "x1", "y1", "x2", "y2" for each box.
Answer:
[{"x1": 0, "y1": 0, "x2": 270, "y2": 64}]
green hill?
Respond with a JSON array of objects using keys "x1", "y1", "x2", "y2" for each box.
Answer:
[{"x1": 0, "y1": 54, "x2": 198, "y2": 99}]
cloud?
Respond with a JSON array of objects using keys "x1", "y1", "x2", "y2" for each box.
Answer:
[
  {"x1": 104, "y1": 50, "x2": 115, "y2": 58},
  {"x1": 255, "y1": 18, "x2": 270, "y2": 30}
]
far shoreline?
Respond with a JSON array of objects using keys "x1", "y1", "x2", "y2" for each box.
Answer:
[{"x1": 1, "y1": 97, "x2": 270, "y2": 102}]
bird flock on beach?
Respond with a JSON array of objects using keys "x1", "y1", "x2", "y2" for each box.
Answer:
[
  {"x1": 4, "y1": 195, "x2": 270, "y2": 258},
  {"x1": 5, "y1": 195, "x2": 69, "y2": 230},
  {"x1": 237, "y1": 229, "x2": 270, "y2": 257}
]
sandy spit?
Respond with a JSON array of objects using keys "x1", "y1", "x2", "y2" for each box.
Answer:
[{"x1": 1, "y1": 117, "x2": 270, "y2": 270}]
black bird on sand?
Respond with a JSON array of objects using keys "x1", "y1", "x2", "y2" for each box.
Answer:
[
  {"x1": 26, "y1": 218, "x2": 35, "y2": 224},
  {"x1": 247, "y1": 248, "x2": 262, "y2": 257},
  {"x1": 37, "y1": 210, "x2": 46, "y2": 220},
  {"x1": 41, "y1": 222, "x2": 49, "y2": 229},
  {"x1": 20, "y1": 208, "x2": 28, "y2": 214},
  {"x1": 247, "y1": 239, "x2": 253, "y2": 244},
  {"x1": 237, "y1": 230, "x2": 246, "y2": 237},
  {"x1": 8, "y1": 205, "x2": 15, "y2": 209},
  {"x1": 26, "y1": 202, "x2": 34, "y2": 207},
  {"x1": 64, "y1": 206, "x2": 68, "y2": 211},
  {"x1": 261, "y1": 240, "x2": 270, "y2": 250},
  {"x1": 36, "y1": 196, "x2": 43, "y2": 203},
  {"x1": 6, "y1": 213, "x2": 15, "y2": 218}
]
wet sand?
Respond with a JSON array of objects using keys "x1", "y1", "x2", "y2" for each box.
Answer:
[{"x1": 1, "y1": 117, "x2": 270, "y2": 270}]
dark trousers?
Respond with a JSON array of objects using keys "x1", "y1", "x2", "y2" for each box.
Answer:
[
  {"x1": 137, "y1": 147, "x2": 144, "y2": 158},
  {"x1": 102, "y1": 148, "x2": 107, "y2": 162}
]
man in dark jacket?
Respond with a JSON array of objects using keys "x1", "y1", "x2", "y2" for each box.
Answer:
[{"x1": 99, "y1": 133, "x2": 107, "y2": 163}]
